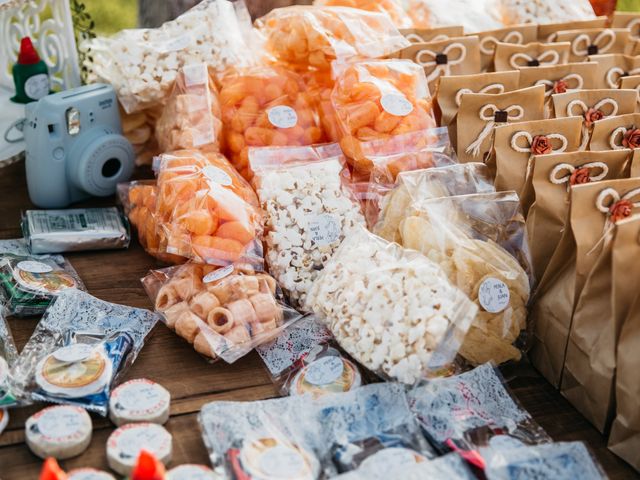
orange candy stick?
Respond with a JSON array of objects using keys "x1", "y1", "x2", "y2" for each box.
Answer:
[
  {"x1": 40, "y1": 458, "x2": 67, "y2": 480},
  {"x1": 131, "y1": 450, "x2": 166, "y2": 480}
]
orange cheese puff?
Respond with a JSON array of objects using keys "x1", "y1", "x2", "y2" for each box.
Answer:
[
  {"x1": 179, "y1": 209, "x2": 218, "y2": 236},
  {"x1": 314, "y1": 0, "x2": 412, "y2": 28},
  {"x1": 216, "y1": 221, "x2": 255, "y2": 245},
  {"x1": 175, "y1": 311, "x2": 200, "y2": 343}
]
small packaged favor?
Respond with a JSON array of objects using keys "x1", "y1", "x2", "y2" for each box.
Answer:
[
  {"x1": 0, "y1": 308, "x2": 18, "y2": 407},
  {"x1": 10, "y1": 289, "x2": 158, "y2": 415},
  {"x1": 199, "y1": 396, "x2": 331, "y2": 479},
  {"x1": 317, "y1": 383, "x2": 435, "y2": 474},
  {"x1": 313, "y1": 0, "x2": 413, "y2": 28},
  {"x1": 22, "y1": 208, "x2": 130, "y2": 254},
  {"x1": 408, "y1": 364, "x2": 550, "y2": 456},
  {"x1": 0, "y1": 252, "x2": 84, "y2": 317},
  {"x1": 143, "y1": 263, "x2": 302, "y2": 364}
]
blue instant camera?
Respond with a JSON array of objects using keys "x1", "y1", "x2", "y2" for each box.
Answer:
[{"x1": 24, "y1": 83, "x2": 134, "y2": 208}]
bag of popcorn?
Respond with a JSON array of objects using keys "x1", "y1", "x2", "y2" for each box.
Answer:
[
  {"x1": 219, "y1": 65, "x2": 326, "y2": 180},
  {"x1": 331, "y1": 59, "x2": 437, "y2": 174},
  {"x1": 142, "y1": 263, "x2": 302, "y2": 364},
  {"x1": 82, "y1": 0, "x2": 258, "y2": 114},
  {"x1": 250, "y1": 144, "x2": 365, "y2": 311},
  {"x1": 154, "y1": 150, "x2": 264, "y2": 268},
  {"x1": 257, "y1": 6, "x2": 410, "y2": 71},
  {"x1": 307, "y1": 226, "x2": 477, "y2": 384},
  {"x1": 407, "y1": 0, "x2": 504, "y2": 33},
  {"x1": 496, "y1": 0, "x2": 597, "y2": 25},
  {"x1": 155, "y1": 64, "x2": 223, "y2": 153},
  {"x1": 312, "y1": 0, "x2": 413, "y2": 29}
]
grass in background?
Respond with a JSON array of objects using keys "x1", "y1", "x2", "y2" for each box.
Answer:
[{"x1": 83, "y1": 0, "x2": 137, "y2": 34}]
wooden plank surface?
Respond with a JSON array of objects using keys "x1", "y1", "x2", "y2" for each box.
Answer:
[{"x1": 0, "y1": 160, "x2": 637, "y2": 479}]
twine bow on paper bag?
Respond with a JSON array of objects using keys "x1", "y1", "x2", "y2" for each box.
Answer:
[
  {"x1": 609, "y1": 126, "x2": 640, "y2": 150},
  {"x1": 567, "y1": 98, "x2": 619, "y2": 150},
  {"x1": 455, "y1": 84, "x2": 506, "y2": 107},
  {"x1": 479, "y1": 31, "x2": 525, "y2": 56},
  {"x1": 606, "y1": 67, "x2": 640, "y2": 88},
  {"x1": 535, "y1": 74, "x2": 584, "y2": 97},
  {"x1": 511, "y1": 131, "x2": 569, "y2": 180},
  {"x1": 596, "y1": 187, "x2": 640, "y2": 236},
  {"x1": 509, "y1": 50, "x2": 560, "y2": 69},
  {"x1": 416, "y1": 43, "x2": 467, "y2": 84},
  {"x1": 572, "y1": 29, "x2": 616, "y2": 58},
  {"x1": 465, "y1": 104, "x2": 524, "y2": 157},
  {"x1": 626, "y1": 18, "x2": 640, "y2": 40},
  {"x1": 550, "y1": 162, "x2": 608, "y2": 190}
]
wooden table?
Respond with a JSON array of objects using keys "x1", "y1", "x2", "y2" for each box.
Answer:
[{"x1": 0, "y1": 160, "x2": 637, "y2": 479}]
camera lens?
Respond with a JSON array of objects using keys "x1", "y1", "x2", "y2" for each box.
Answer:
[{"x1": 101, "y1": 158, "x2": 122, "y2": 178}]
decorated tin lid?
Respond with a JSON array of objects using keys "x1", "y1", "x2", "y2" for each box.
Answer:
[
  {"x1": 239, "y1": 437, "x2": 320, "y2": 480},
  {"x1": 25, "y1": 405, "x2": 92, "y2": 459},
  {"x1": 109, "y1": 378, "x2": 170, "y2": 426},
  {"x1": 13, "y1": 260, "x2": 77, "y2": 295},
  {"x1": 106, "y1": 423, "x2": 172, "y2": 476},
  {"x1": 291, "y1": 356, "x2": 361, "y2": 397},
  {"x1": 0, "y1": 408, "x2": 8, "y2": 434},
  {"x1": 35, "y1": 344, "x2": 112, "y2": 398},
  {"x1": 167, "y1": 464, "x2": 220, "y2": 480},
  {"x1": 67, "y1": 468, "x2": 116, "y2": 480}
]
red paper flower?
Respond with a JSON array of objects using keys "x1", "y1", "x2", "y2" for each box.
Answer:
[
  {"x1": 570, "y1": 167, "x2": 591, "y2": 185},
  {"x1": 610, "y1": 199, "x2": 633, "y2": 223},
  {"x1": 584, "y1": 108, "x2": 604, "y2": 127},
  {"x1": 553, "y1": 80, "x2": 568, "y2": 94},
  {"x1": 622, "y1": 128, "x2": 640, "y2": 149},
  {"x1": 531, "y1": 135, "x2": 552, "y2": 154}
]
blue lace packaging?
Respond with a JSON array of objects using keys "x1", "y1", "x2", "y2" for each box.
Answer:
[
  {"x1": 10, "y1": 289, "x2": 159, "y2": 415},
  {"x1": 0, "y1": 307, "x2": 18, "y2": 408}
]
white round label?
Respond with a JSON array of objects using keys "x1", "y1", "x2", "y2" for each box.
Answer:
[
  {"x1": 359, "y1": 448, "x2": 424, "y2": 475},
  {"x1": 24, "y1": 74, "x2": 49, "y2": 100},
  {"x1": 37, "y1": 408, "x2": 86, "y2": 439},
  {"x1": 304, "y1": 356, "x2": 344, "y2": 386},
  {"x1": 67, "y1": 469, "x2": 115, "y2": 480},
  {"x1": 17, "y1": 260, "x2": 53, "y2": 274},
  {"x1": 478, "y1": 277, "x2": 511, "y2": 313},
  {"x1": 113, "y1": 424, "x2": 170, "y2": 459},
  {"x1": 203, "y1": 265, "x2": 234, "y2": 284},
  {"x1": 381, "y1": 94, "x2": 413, "y2": 117},
  {"x1": 258, "y1": 445, "x2": 307, "y2": 477},
  {"x1": 116, "y1": 382, "x2": 166, "y2": 413},
  {"x1": 202, "y1": 166, "x2": 232, "y2": 186},
  {"x1": 167, "y1": 465, "x2": 216, "y2": 480},
  {"x1": 267, "y1": 106, "x2": 298, "y2": 129},
  {"x1": 52, "y1": 344, "x2": 95, "y2": 363},
  {"x1": 307, "y1": 214, "x2": 341, "y2": 247}
]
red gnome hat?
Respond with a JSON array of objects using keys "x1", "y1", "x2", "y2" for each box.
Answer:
[{"x1": 18, "y1": 37, "x2": 41, "y2": 65}]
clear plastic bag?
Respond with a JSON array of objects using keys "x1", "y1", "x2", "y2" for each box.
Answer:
[
  {"x1": 199, "y1": 396, "x2": 332, "y2": 479},
  {"x1": 143, "y1": 263, "x2": 301, "y2": 364},
  {"x1": 408, "y1": 363, "x2": 551, "y2": 456},
  {"x1": 0, "y1": 252, "x2": 85, "y2": 317},
  {"x1": 331, "y1": 60, "x2": 437, "y2": 174},
  {"x1": 373, "y1": 163, "x2": 495, "y2": 243},
  {"x1": 483, "y1": 441, "x2": 606, "y2": 479},
  {"x1": 312, "y1": 0, "x2": 413, "y2": 28},
  {"x1": 218, "y1": 65, "x2": 325, "y2": 180},
  {"x1": 257, "y1": 6, "x2": 410, "y2": 70},
  {"x1": 155, "y1": 64, "x2": 223, "y2": 153},
  {"x1": 497, "y1": 0, "x2": 597, "y2": 25},
  {"x1": 82, "y1": 0, "x2": 259, "y2": 114},
  {"x1": 155, "y1": 150, "x2": 263, "y2": 267},
  {"x1": 307, "y1": 226, "x2": 477, "y2": 384},
  {"x1": 250, "y1": 145, "x2": 365, "y2": 311},
  {"x1": 9, "y1": 289, "x2": 159, "y2": 415},
  {"x1": 0, "y1": 307, "x2": 19, "y2": 407},
  {"x1": 302, "y1": 69, "x2": 341, "y2": 143},
  {"x1": 120, "y1": 105, "x2": 161, "y2": 166},
  {"x1": 399, "y1": 192, "x2": 532, "y2": 366},
  {"x1": 407, "y1": 0, "x2": 504, "y2": 33},
  {"x1": 316, "y1": 383, "x2": 436, "y2": 474}
]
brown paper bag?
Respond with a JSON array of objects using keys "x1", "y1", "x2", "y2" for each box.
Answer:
[
  {"x1": 611, "y1": 11, "x2": 640, "y2": 40},
  {"x1": 526, "y1": 150, "x2": 631, "y2": 280},
  {"x1": 494, "y1": 41, "x2": 571, "y2": 72},
  {"x1": 619, "y1": 75, "x2": 640, "y2": 112},
  {"x1": 608, "y1": 217, "x2": 640, "y2": 470},
  {"x1": 475, "y1": 24, "x2": 537, "y2": 71},
  {"x1": 493, "y1": 116, "x2": 583, "y2": 202},
  {"x1": 563, "y1": 203, "x2": 640, "y2": 433},
  {"x1": 625, "y1": 38, "x2": 640, "y2": 56},
  {"x1": 590, "y1": 113, "x2": 640, "y2": 152},
  {"x1": 518, "y1": 62, "x2": 599, "y2": 118},
  {"x1": 586, "y1": 53, "x2": 640, "y2": 89},
  {"x1": 457, "y1": 85, "x2": 545, "y2": 163},
  {"x1": 537, "y1": 17, "x2": 608, "y2": 42},
  {"x1": 552, "y1": 89, "x2": 638, "y2": 150},
  {"x1": 395, "y1": 36, "x2": 482, "y2": 94},
  {"x1": 530, "y1": 177, "x2": 640, "y2": 388},
  {"x1": 400, "y1": 26, "x2": 464, "y2": 43},
  {"x1": 554, "y1": 28, "x2": 631, "y2": 63},
  {"x1": 632, "y1": 148, "x2": 640, "y2": 177}
]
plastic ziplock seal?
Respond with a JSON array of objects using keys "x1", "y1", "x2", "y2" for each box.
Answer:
[{"x1": 10, "y1": 289, "x2": 159, "y2": 415}]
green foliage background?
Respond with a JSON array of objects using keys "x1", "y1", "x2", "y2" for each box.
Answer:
[{"x1": 83, "y1": 0, "x2": 137, "y2": 34}]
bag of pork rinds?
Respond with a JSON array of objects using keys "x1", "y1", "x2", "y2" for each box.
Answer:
[
  {"x1": 142, "y1": 263, "x2": 302, "y2": 363},
  {"x1": 155, "y1": 64, "x2": 222, "y2": 153},
  {"x1": 331, "y1": 59, "x2": 437, "y2": 174},
  {"x1": 313, "y1": 0, "x2": 413, "y2": 29},
  {"x1": 257, "y1": 5, "x2": 409, "y2": 71},
  {"x1": 117, "y1": 181, "x2": 186, "y2": 265},
  {"x1": 218, "y1": 65, "x2": 325, "y2": 180},
  {"x1": 154, "y1": 150, "x2": 263, "y2": 268}
]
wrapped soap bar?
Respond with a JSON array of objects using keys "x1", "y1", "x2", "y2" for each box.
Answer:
[
  {"x1": 22, "y1": 207, "x2": 130, "y2": 254},
  {"x1": 0, "y1": 252, "x2": 84, "y2": 317},
  {"x1": 10, "y1": 289, "x2": 158, "y2": 415}
]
